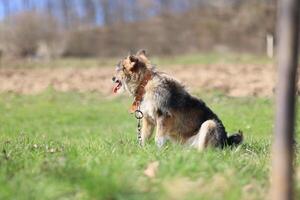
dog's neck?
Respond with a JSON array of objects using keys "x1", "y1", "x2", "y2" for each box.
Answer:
[{"x1": 130, "y1": 69, "x2": 153, "y2": 113}]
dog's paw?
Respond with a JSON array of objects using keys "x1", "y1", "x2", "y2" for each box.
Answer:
[{"x1": 155, "y1": 136, "x2": 166, "y2": 148}]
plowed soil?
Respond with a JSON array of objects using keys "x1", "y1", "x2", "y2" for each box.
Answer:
[{"x1": 0, "y1": 63, "x2": 288, "y2": 97}]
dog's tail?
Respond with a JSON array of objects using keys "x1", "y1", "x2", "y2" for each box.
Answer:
[{"x1": 226, "y1": 130, "x2": 243, "y2": 146}]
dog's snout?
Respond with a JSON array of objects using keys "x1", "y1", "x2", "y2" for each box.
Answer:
[{"x1": 112, "y1": 77, "x2": 116, "y2": 82}]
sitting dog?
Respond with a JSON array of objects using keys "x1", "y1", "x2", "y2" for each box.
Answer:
[{"x1": 112, "y1": 50, "x2": 243, "y2": 150}]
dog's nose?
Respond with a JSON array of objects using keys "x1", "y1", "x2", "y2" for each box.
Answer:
[{"x1": 112, "y1": 77, "x2": 116, "y2": 82}]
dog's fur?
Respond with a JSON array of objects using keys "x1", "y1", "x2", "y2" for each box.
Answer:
[{"x1": 112, "y1": 50, "x2": 243, "y2": 150}]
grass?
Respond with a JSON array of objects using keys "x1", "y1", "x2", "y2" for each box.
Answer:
[
  {"x1": 0, "y1": 91, "x2": 299, "y2": 200},
  {"x1": 0, "y1": 52, "x2": 272, "y2": 69}
]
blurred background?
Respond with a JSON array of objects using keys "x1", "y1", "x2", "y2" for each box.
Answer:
[
  {"x1": 0, "y1": 0, "x2": 292, "y2": 97},
  {"x1": 0, "y1": 0, "x2": 276, "y2": 58}
]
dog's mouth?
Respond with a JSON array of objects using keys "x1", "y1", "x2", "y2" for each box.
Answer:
[{"x1": 113, "y1": 79, "x2": 122, "y2": 93}]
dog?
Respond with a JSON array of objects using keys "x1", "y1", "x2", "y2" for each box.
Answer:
[{"x1": 112, "y1": 50, "x2": 243, "y2": 150}]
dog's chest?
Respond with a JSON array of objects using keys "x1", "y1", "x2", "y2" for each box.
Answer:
[{"x1": 140, "y1": 95, "x2": 157, "y2": 121}]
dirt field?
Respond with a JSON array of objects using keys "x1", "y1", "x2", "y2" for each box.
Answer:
[{"x1": 0, "y1": 63, "x2": 284, "y2": 97}]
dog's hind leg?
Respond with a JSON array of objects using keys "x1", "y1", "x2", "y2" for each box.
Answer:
[{"x1": 196, "y1": 120, "x2": 218, "y2": 151}]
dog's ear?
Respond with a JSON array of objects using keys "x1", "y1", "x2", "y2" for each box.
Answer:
[
  {"x1": 136, "y1": 49, "x2": 146, "y2": 57},
  {"x1": 129, "y1": 55, "x2": 138, "y2": 63},
  {"x1": 136, "y1": 49, "x2": 149, "y2": 63},
  {"x1": 126, "y1": 54, "x2": 147, "y2": 73},
  {"x1": 124, "y1": 55, "x2": 140, "y2": 73}
]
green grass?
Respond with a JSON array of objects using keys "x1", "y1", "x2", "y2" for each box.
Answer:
[
  {"x1": 0, "y1": 52, "x2": 272, "y2": 69},
  {"x1": 0, "y1": 91, "x2": 299, "y2": 200}
]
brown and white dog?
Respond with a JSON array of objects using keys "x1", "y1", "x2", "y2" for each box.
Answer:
[{"x1": 112, "y1": 50, "x2": 243, "y2": 150}]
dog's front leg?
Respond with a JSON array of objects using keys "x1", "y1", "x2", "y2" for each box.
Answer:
[
  {"x1": 155, "y1": 119, "x2": 167, "y2": 148},
  {"x1": 155, "y1": 135, "x2": 167, "y2": 148},
  {"x1": 141, "y1": 117, "x2": 155, "y2": 146}
]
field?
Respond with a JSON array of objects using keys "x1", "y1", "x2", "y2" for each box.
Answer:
[
  {"x1": 0, "y1": 52, "x2": 279, "y2": 96},
  {"x1": 0, "y1": 54, "x2": 299, "y2": 200}
]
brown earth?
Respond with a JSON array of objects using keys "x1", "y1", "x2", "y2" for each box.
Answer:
[{"x1": 0, "y1": 64, "x2": 285, "y2": 97}]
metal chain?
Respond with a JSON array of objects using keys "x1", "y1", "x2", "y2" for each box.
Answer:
[
  {"x1": 137, "y1": 118, "x2": 142, "y2": 146},
  {"x1": 134, "y1": 109, "x2": 143, "y2": 146}
]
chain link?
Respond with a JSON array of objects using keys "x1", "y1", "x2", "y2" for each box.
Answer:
[{"x1": 134, "y1": 109, "x2": 143, "y2": 146}]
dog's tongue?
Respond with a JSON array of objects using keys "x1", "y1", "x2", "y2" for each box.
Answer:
[{"x1": 113, "y1": 82, "x2": 121, "y2": 93}]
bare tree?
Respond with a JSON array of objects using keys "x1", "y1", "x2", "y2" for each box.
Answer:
[
  {"x1": 1, "y1": 0, "x2": 10, "y2": 16},
  {"x1": 82, "y1": 0, "x2": 97, "y2": 25},
  {"x1": 159, "y1": 0, "x2": 173, "y2": 16},
  {"x1": 22, "y1": 0, "x2": 37, "y2": 11},
  {"x1": 22, "y1": 0, "x2": 30, "y2": 9},
  {"x1": 60, "y1": 0, "x2": 79, "y2": 28},
  {"x1": 114, "y1": 0, "x2": 126, "y2": 24},
  {"x1": 99, "y1": 0, "x2": 112, "y2": 26},
  {"x1": 46, "y1": 0, "x2": 55, "y2": 16},
  {"x1": 130, "y1": 0, "x2": 154, "y2": 21}
]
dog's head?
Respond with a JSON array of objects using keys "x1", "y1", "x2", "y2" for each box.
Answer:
[{"x1": 112, "y1": 50, "x2": 150, "y2": 95}]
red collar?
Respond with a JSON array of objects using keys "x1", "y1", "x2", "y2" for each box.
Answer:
[{"x1": 130, "y1": 70, "x2": 153, "y2": 113}]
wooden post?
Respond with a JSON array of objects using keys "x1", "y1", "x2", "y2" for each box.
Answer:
[
  {"x1": 0, "y1": 50, "x2": 2, "y2": 68},
  {"x1": 271, "y1": 0, "x2": 299, "y2": 199},
  {"x1": 266, "y1": 34, "x2": 274, "y2": 58}
]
